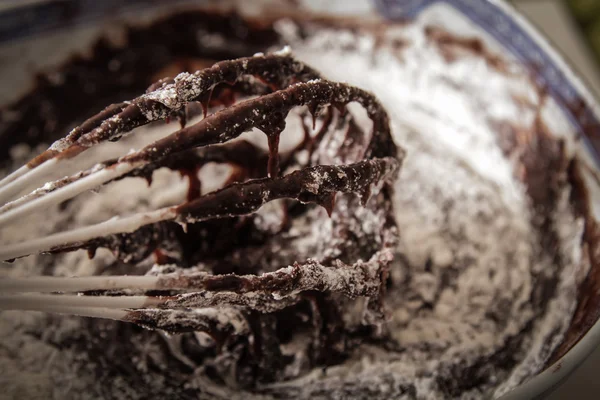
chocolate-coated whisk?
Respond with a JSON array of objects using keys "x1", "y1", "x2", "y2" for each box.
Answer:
[{"x1": 0, "y1": 49, "x2": 403, "y2": 378}]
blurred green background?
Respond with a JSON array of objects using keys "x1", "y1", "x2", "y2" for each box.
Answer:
[{"x1": 565, "y1": 0, "x2": 600, "y2": 64}]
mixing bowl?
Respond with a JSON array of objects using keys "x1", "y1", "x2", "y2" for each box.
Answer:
[{"x1": 1, "y1": 1, "x2": 600, "y2": 398}]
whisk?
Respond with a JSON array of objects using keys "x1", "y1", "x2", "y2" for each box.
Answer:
[{"x1": 0, "y1": 49, "x2": 402, "y2": 360}]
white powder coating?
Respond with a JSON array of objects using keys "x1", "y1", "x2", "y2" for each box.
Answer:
[
  {"x1": 0, "y1": 16, "x2": 588, "y2": 400},
  {"x1": 265, "y1": 17, "x2": 585, "y2": 399}
]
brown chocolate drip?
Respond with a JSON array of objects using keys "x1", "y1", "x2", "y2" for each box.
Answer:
[
  {"x1": 300, "y1": 113, "x2": 313, "y2": 145},
  {"x1": 18, "y1": 141, "x2": 268, "y2": 208},
  {"x1": 179, "y1": 168, "x2": 202, "y2": 202},
  {"x1": 29, "y1": 53, "x2": 322, "y2": 167},
  {"x1": 199, "y1": 87, "x2": 213, "y2": 119},
  {"x1": 307, "y1": 107, "x2": 334, "y2": 157},
  {"x1": 34, "y1": 77, "x2": 401, "y2": 275},
  {"x1": 321, "y1": 193, "x2": 336, "y2": 217},
  {"x1": 49, "y1": 221, "x2": 182, "y2": 264},
  {"x1": 175, "y1": 158, "x2": 400, "y2": 224},
  {"x1": 87, "y1": 247, "x2": 97, "y2": 260},
  {"x1": 178, "y1": 108, "x2": 187, "y2": 129},
  {"x1": 124, "y1": 80, "x2": 396, "y2": 166},
  {"x1": 44, "y1": 158, "x2": 399, "y2": 260},
  {"x1": 307, "y1": 102, "x2": 319, "y2": 130},
  {"x1": 122, "y1": 140, "x2": 268, "y2": 184},
  {"x1": 10, "y1": 72, "x2": 396, "y2": 269},
  {"x1": 267, "y1": 133, "x2": 281, "y2": 178}
]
